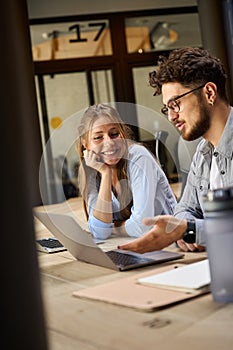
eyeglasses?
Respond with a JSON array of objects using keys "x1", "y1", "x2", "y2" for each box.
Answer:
[{"x1": 161, "y1": 84, "x2": 205, "y2": 116}]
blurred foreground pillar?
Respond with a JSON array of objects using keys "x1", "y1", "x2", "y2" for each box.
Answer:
[{"x1": 1, "y1": 0, "x2": 48, "y2": 349}]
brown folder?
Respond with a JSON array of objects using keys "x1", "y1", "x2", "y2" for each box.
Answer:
[{"x1": 72, "y1": 263, "x2": 209, "y2": 312}]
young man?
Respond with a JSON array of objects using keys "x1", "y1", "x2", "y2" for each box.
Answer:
[{"x1": 119, "y1": 47, "x2": 233, "y2": 253}]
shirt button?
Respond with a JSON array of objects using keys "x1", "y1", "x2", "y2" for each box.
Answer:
[
  {"x1": 221, "y1": 170, "x2": 225, "y2": 175},
  {"x1": 213, "y1": 151, "x2": 219, "y2": 157},
  {"x1": 200, "y1": 185, "x2": 203, "y2": 190}
]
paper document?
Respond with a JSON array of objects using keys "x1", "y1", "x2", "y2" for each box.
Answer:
[{"x1": 137, "y1": 259, "x2": 211, "y2": 293}]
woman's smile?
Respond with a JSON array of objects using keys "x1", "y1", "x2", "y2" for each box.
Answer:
[{"x1": 100, "y1": 147, "x2": 122, "y2": 164}]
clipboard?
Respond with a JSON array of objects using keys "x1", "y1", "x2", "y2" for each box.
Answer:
[{"x1": 72, "y1": 263, "x2": 209, "y2": 312}]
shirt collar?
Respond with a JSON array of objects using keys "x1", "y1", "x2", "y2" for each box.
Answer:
[{"x1": 200, "y1": 106, "x2": 233, "y2": 159}]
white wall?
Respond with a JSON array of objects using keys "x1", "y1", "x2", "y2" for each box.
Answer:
[{"x1": 27, "y1": 0, "x2": 197, "y2": 18}]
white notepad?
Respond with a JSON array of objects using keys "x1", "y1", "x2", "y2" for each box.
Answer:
[{"x1": 137, "y1": 259, "x2": 211, "y2": 293}]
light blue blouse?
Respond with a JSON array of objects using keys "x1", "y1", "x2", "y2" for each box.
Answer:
[{"x1": 87, "y1": 143, "x2": 177, "y2": 239}]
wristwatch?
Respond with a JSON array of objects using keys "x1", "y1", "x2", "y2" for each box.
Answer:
[{"x1": 183, "y1": 220, "x2": 196, "y2": 243}]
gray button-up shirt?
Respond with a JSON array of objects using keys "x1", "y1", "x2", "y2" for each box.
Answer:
[{"x1": 174, "y1": 106, "x2": 233, "y2": 245}]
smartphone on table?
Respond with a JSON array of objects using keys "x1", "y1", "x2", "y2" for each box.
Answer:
[{"x1": 36, "y1": 237, "x2": 67, "y2": 253}]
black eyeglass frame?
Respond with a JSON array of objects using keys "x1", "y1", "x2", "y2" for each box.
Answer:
[{"x1": 161, "y1": 84, "x2": 206, "y2": 116}]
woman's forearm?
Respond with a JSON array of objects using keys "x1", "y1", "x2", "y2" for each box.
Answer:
[{"x1": 93, "y1": 169, "x2": 113, "y2": 223}]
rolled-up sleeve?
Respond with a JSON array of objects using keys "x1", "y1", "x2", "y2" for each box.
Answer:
[
  {"x1": 88, "y1": 214, "x2": 114, "y2": 240},
  {"x1": 174, "y1": 143, "x2": 207, "y2": 246}
]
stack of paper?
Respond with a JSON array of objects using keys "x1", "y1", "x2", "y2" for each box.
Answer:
[{"x1": 137, "y1": 259, "x2": 211, "y2": 293}]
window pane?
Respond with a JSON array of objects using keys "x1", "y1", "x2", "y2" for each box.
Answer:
[
  {"x1": 44, "y1": 73, "x2": 88, "y2": 131},
  {"x1": 92, "y1": 70, "x2": 114, "y2": 103},
  {"x1": 31, "y1": 19, "x2": 112, "y2": 61},
  {"x1": 37, "y1": 72, "x2": 90, "y2": 203},
  {"x1": 133, "y1": 65, "x2": 165, "y2": 140},
  {"x1": 125, "y1": 13, "x2": 202, "y2": 53},
  {"x1": 132, "y1": 66, "x2": 180, "y2": 176},
  {"x1": 47, "y1": 73, "x2": 88, "y2": 186}
]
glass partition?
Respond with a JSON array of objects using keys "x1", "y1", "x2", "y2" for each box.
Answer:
[
  {"x1": 36, "y1": 69, "x2": 115, "y2": 203},
  {"x1": 132, "y1": 66, "x2": 180, "y2": 177},
  {"x1": 125, "y1": 13, "x2": 202, "y2": 53},
  {"x1": 30, "y1": 19, "x2": 112, "y2": 60},
  {"x1": 92, "y1": 69, "x2": 114, "y2": 103}
]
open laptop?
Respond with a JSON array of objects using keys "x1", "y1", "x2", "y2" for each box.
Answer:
[{"x1": 34, "y1": 210, "x2": 184, "y2": 271}]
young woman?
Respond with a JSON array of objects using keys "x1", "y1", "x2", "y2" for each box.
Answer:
[{"x1": 76, "y1": 104, "x2": 176, "y2": 240}]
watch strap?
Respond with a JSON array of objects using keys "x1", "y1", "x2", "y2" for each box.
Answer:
[{"x1": 183, "y1": 220, "x2": 196, "y2": 243}]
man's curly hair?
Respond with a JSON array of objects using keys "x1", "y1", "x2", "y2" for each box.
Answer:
[{"x1": 149, "y1": 47, "x2": 228, "y2": 102}]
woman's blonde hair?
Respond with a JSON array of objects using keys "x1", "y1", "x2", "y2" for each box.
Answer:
[{"x1": 76, "y1": 104, "x2": 135, "y2": 220}]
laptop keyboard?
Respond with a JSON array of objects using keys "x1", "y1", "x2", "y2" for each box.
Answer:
[{"x1": 106, "y1": 250, "x2": 153, "y2": 267}]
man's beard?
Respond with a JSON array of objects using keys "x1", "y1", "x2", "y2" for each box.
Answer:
[{"x1": 182, "y1": 99, "x2": 210, "y2": 141}]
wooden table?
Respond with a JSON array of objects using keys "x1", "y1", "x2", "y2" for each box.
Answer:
[{"x1": 34, "y1": 198, "x2": 233, "y2": 350}]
